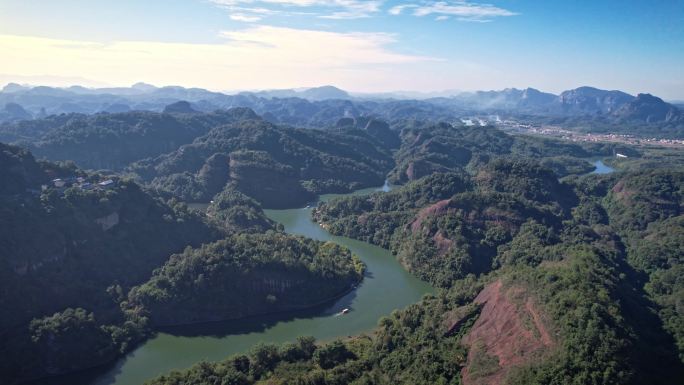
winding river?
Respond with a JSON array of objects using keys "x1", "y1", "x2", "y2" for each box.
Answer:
[
  {"x1": 55, "y1": 184, "x2": 432, "y2": 385},
  {"x1": 35, "y1": 162, "x2": 614, "y2": 385}
]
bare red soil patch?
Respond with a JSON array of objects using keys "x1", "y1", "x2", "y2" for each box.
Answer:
[
  {"x1": 461, "y1": 280, "x2": 555, "y2": 385},
  {"x1": 611, "y1": 179, "x2": 635, "y2": 202},
  {"x1": 432, "y1": 231, "x2": 454, "y2": 256},
  {"x1": 410, "y1": 199, "x2": 451, "y2": 233}
]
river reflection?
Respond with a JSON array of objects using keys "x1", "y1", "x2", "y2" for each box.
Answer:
[{"x1": 46, "y1": 183, "x2": 432, "y2": 385}]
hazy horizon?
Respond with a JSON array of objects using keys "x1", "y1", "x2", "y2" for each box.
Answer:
[
  {"x1": 3, "y1": 80, "x2": 683, "y2": 102},
  {"x1": 1, "y1": 1, "x2": 683, "y2": 99}
]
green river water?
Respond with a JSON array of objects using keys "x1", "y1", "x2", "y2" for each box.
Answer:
[
  {"x1": 35, "y1": 161, "x2": 615, "y2": 385},
  {"x1": 53, "y1": 184, "x2": 433, "y2": 385}
]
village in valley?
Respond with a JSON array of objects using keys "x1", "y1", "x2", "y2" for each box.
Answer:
[
  {"x1": 48, "y1": 176, "x2": 116, "y2": 192},
  {"x1": 22, "y1": 175, "x2": 119, "y2": 199}
]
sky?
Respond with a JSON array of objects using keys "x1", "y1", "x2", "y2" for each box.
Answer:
[{"x1": 0, "y1": 0, "x2": 683, "y2": 99}]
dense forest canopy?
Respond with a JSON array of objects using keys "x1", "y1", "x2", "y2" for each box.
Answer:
[
  {"x1": 0, "y1": 109, "x2": 261, "y2": 169},
  {"x1": 127, "y1": 233, "x2": 364, "y2": 326},
  {"x1": 300, "y1": 164, "x2": 684, "y2": 384},
  {"x1": 386, "y1": 122, "x2": 631, "y2": 184},
  {"x1": 0, "y1": 142, "x2": 362, "y2": 383},
  {"x1": 1, "y1": 102, "x2": 683, "y2": 385},
  {"x1": 131, "y1": 112, "x2": 395, "y2": 207}
]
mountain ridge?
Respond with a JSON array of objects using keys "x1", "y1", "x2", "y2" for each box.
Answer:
[{"x1": 0, "y1": 83, "x2": 682, "y2": 138}]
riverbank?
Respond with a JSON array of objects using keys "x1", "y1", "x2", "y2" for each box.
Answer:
[
  {"x1": 151, "y1": 278, "x2": 362, "y2": 329},
  {"x1": 34, "y1": 187, "x2": 433, "y2": 385},
  {"x1": 21, "y1": 280, "x2": 363, "y2": 385}
]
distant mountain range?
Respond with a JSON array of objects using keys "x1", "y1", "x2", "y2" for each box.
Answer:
[
  {"x1": 250, "y1": 85, "x2": 351, "y2": 101},
  {"x1": 430, "y1": 86, "x2": 682, "y2": 123},
  {"x1": 1, "y1": 83, "x2": 682, "y2": 136}
]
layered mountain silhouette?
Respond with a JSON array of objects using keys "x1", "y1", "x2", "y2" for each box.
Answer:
[
  {"x1": 0, "y1": 103, "x2": 32, "y2": 122},
  {"x1": 0, "y1": 83, "x2": 681, "y2": 135}
]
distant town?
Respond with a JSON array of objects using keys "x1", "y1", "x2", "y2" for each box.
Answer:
[{"x1": 475, "y1": 118, "x2": 684, "y2": 148}]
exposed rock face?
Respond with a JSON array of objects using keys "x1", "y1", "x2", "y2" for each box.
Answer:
[
  {"x1": 142, "y1": 272, "x2": 349, "y2": 326},
  {"x1": 405, "y1": 159, "x2": 450, "y2": 181},
  {"x1": 558, "y1": 86, "x2": 634, "y2": 114},
  {"x1": 461, "y1": 280, "x2": 555, "y2": 385},
  {"x1": 519, "y1": 87, "x2": 557, "y2": 107},
  {"x1": 442, "y1": 304, "x2": 480, "y2": 336},
  {"x1": 410, "y1": 199, "x2": 451, "y2": 233},
  {"x1": 613, "y1": 93, "x2": 682, "y2": 123},
  {"x1": 458, "y1": 88, "x2": 557, "y2": 111},
  {"x1": 95, "y1": 212, "x2": 119, "y2": 231}
]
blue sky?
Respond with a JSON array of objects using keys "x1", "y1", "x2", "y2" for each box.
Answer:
[{"x1": 1, "y1": 0, "x2": 683, "y2": 98}]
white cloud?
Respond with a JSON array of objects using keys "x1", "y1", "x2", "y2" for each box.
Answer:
[
  {"x1": 0, "y1": 27, "x2": 438, "y2": 91},
  {"x1": 390, "y1": 1, "x2": 517, "y2": 22},
  {"x1": 230, "y1": 13, "x2": 263, "y2": 22},
  {"x1": 208, "y1": 0, "x2": 383, "y2": 20},
  {"x1": 209, "y1": 0, "x2": 515, "y2": 22},
  {"x1": 388, "y1": 4, "x2": 416, "y2": 15},
  {"x1": 210, "y1": 0, "x2": 321, "y2": 5},
  {"x1": 318, "y1": 0, "x2": 383, "y2": 19}
]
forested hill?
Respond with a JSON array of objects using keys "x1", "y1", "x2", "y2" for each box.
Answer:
[
  {"x1": 147, "y1": 161, "x2": 684, "y2": 385},
  {"x1": 126, "y1": 233, "x2": 364, "y2": 326},
  {"x1": 0, "y1": 142, "x2": 218, "y2": 381},
  {"x1": 304, "y1": 163, "x2": 684, "y2": 384},
  {"x1": 0, "y1": 143, "x2": 364, "y2": 384},
  {"x1": 386, "y1": 121, "x2": 633, "y2": 184},
  {"x1": 130, "y1": 113, "x2": 395, "y2": 208},
  {"x1": 0, "y1": 107, "x2": 398, "y2": 208},
  {"x1": 3, "y1": 96, "x2": 684, "y2": 385},
  {"x1": 0, "y1": 106, "x2": 636, "y2": 213},
  {"x1": 0, "y1": 108, "x2": 260, "y2": 170},
  {"x1": 314, "y1": 159, "x2": 577, "y2": 286}
]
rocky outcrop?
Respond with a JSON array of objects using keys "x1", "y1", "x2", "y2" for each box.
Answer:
[
  {"x1": 558, "y1": 86, "x2": 634, "y2": 114},
  {"x1": 95, "y1": 212, "x2": 119, "y2": 231},
  {"x1": 442, "y1": 304, "x2": 481, "y2": 336},
  {"x1": 613, "y1": 93, "x2": 682, "y2": 123},
  {"x1": 138, "y1": 270, "x2": 358, "y2": 326},
  {"x1": 405, "y1": 159, "x2": 450, "y2": 181}
]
